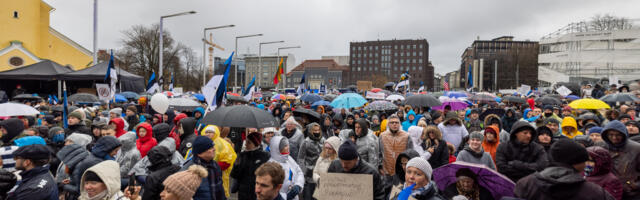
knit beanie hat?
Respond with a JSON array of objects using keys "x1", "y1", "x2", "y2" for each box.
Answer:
[
  {"x1": 406, "y1": 157, "x2": 433, "y2": 179},
  {"x1": 163, "y1": 165, "x2": 209, "y2": 200},
  {"x1": 469, "y1": 131, "x2": 484, "y2": 141},
  {"x1": 83, "y1": 171, "x2": 103, "y2": 183},
  {"x1": 338, "y1": 140, "x2": 358, "y2": 160},
  {"x1": 69, "y1": 110, "x2": 84, "y2": 120},
  {"x1": 192, "y1": 136, "x2": 214, "y2": 155},
  {"x1": 262, "y1": 127, "x2": 277, "y2": 135},
  {"x1": 246, "y1": 131, "x2": 262, "y2": 146},
  {"x1": 325, "y1": 136, "x2": 341, "y2": 152},
  {"x1": 588, "y1": 126, "x2": 603, "y2": 135},
  {"x1": 549, "y1": 138, "x2": 589, "y2": 166},
  {"x1": 109, "y1": 108, "x2": 122, "y2": 116},
  {"x1": 126, "y1": 105, "x2": 137, "y2": 113},
  {"x1": 66, "y1": 133, "x2": 93, "y2": 148}
]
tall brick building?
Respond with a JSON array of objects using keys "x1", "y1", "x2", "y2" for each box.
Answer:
[{"x1": 348, "y1": 39, "x2": 434, "y2": 90}]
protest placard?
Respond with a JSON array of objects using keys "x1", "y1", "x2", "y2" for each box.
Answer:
[{"x1": 313, "y1": 173, "x2": 372, "y2": 200}]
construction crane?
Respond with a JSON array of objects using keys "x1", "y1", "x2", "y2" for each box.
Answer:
[{"x1": 202, "y1": 33, "x2": 225, "y2": 79}]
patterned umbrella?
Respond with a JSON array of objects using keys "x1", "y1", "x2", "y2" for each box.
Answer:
[
  {"x1": 386, "y1": 94, "x2": 405, "y2": 101},
  {"x1": 404, "y1": 94, "x2": 442, "y2": 107},
  {"x1": 434, "y1": 162, "x2": 515, "y2": 200},
  {"x1": 364, "y1": 100, "x2": 398, "y2": 111}
]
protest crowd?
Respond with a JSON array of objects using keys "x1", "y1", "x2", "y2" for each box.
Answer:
[{"x1": 2, "y1": 81, "x2": 640, "y2": 200}]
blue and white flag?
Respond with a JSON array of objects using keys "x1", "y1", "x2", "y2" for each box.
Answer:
[
  {"x1": 297, "y1": 73, "x2": 306, "y2": 96},
  {"x1": 243, "y1": 75, "x2": 256, "y2": 101},
  {"x1": 146, "y1": 72, "x2": 159, "y2": 94},
  {"x1": 104, "y1": 50, "x2": 117, "y2": 99},
  {"x1": 204, "y1": 52, "x2": 234, "y2": 111}
]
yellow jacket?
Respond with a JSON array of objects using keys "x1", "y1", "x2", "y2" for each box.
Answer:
[
  {"x1": 201, "y1": 125, "x2": 237, "y2": 197},
  {"x1": 561, "y1": 117, "x2": 583, "y2": 139}
]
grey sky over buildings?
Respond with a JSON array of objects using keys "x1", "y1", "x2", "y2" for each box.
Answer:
[{"x1": 45, "y1": 0, "x2": 640, "y2": 74}]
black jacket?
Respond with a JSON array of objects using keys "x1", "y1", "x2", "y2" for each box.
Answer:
[
  {"x1": 423, "y1": 139, "x2": 449, "y2": 169},
  {"x1": 0, "y1": 169, "x2": 16, "y2": 200},
  {"x1": 328, "y1": 159, "x2": 385, "y2": 200},
  {"x1": 178, "y1": 117, "x2": 198, "y2": 157},
  {"x1": 143, "y1": 145, "x2": 181, "y2": 200},
  {"x1": 496, "y1": 121, "x2": 548, "y2": 182},
  {"x1": 230, "y1": 148, "x2": 270, "y2": 200},
  {"x1": 393, "y1": 149, "x2": 420, "y2": 185},
  {"x1": 152, "y1": 123, "x2": 171, "y2": 143},
  {"x1": 125, "y1": 115, "x2": 139, "y2": 131},
  {"x1": 514, "y1": 166, "x2": 615, "y2": 200},
  {"x1": 7, "y1": 166, "x2": 58, "y2": 200},
  {"x1": 64, "y1": 124, "x2": 91, "y2": 137}
]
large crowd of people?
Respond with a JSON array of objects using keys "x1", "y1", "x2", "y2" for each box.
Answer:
[{"x1": 1, "y1": 83, "x2": 640, "y2": 200}]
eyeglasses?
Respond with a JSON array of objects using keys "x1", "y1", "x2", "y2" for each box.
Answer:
[{"x1": 389, "y1": 121, "x2": 400, "y2": 124}]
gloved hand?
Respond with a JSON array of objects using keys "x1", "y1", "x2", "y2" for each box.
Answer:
[
  {"x1": 286, "y1": 185, "x2": 302, "y2": 200},
  {"x1": 0, "y1": 169, "x2": 17, "y2": 194}
]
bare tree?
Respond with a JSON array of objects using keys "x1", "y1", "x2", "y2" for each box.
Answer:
[
  {"x1": 180, "y1": 46, "x2": 203, "y2": 91},
  {"x1": 590, "y1": 14, "x2": 633, "y2": 31}
]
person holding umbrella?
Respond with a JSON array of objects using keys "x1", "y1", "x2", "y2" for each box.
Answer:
[{"x1": 442, "y1": 168, "x2": 493, "y2": 200}]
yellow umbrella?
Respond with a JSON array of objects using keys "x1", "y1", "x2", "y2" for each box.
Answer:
[{"x1": 568, "y1": 98, "x2": 610, "y2": 109}]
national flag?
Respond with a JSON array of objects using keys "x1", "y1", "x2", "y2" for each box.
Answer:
[
  {"x1": 297, "y1": 73, "x2": 306, "y2": 96},
  {"x1": 62, "y1": 81, "x2": 69, "y2": 129},
  {"x1": 209, "y1": 52, "x2": 235, "y2": 110},
  {"x1": 395, "y1": 80, "x2": 409, "y2": 91},
  {"x1": 243, "y1": 75, "x2": 256, "y2": 101},
  {"x1": 320, "y1": 84, "x2": 326, "y2": 94},
  {"x1": 169, "y1": 72, "x2": 174, "y2": 92},
  {"x1": 467, "y1": 64, "x2": 473, "y2": 88},
  {"x1": 443, "y1": 79, "x2": 450, "y2": 91},
  {"x1": 146, "y1": 72, "x2": 159, "y2": 94},
  {"x1": 418, "y1": 81, "x2": 425, "y2": 92},
  {"x1": 104, "y1": 50, "x2": 117, "y2": 99},
  {"x1": 273, "y1": 58, "x2": 284, "y2": 84}
]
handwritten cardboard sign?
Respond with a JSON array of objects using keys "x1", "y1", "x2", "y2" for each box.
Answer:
[{"x1": 314, "y1": 173, "x2": 373, "y2": 200}]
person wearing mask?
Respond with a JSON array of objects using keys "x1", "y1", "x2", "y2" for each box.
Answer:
[
  {"x1": 178, "y1": 117, "x2": 198, "y2": 157},
  {"x1": 116, "y1": 132, "x2": 140, "y2": 186},
  {"x1": 562, "y1": 117, "x2": 584, "y2": 139},
  {"x1": 124, "y1": 106, "x2": 139, "y2": 132},
  {"x1": 340, "y1": 118, "x2": 380, "y2": 167},
  {"x1": 311, "y1": 136, "x2": 341, "y2": 188},
  {"x1": 279, "y1": 117, "x2": 305, "y2": 162},
  {"x1": 496, "y1": 121, "x2": 548, "y2": 182},
  {"x1": 456, "y1": 132, "x2": 496, "y2": 170},
  {"x1": 5, "y1": 144, "x2": 58, "y2": 200},
  {"x1": 181, "y1": 136, "x2": 226, "y2": 200},
  {"x1": 136, "y1": 122, "x2": 157, "y2": 158},
  {"x1": 254, "y1": 162, "x2": 287, "y2": 200},
  {"x1": 388, "y1": 157, "x2": 445, "y2": 200},
  {"x1": 231, "y1": 131, "x2": 270, "y2": 200},
  {"x1": 199, "y1": 125, "x2": 236, "y2": 198},
  {"x1": 443, "y1": 168, "x2": 493, "y2": 200},
  {"x1": 79, "y1": 160, "x2": 140, "y2": 200},
  {"x1": 297, "y1": 123, "x2": 324, "y2": 200},
  {"x1": 541, "y1": 105, "x2": 563, "y2": 123},
  {"x1": 143, "y1": 145, "x2": 182, "y2": 200},
  {"x1": 268, "y1": 136, "x2": 304, "y2": 200},
  {"x1": 160, "y1": 164, "x2": 209, "y2": 200},
  {"x1": 328, "y1": 140, "x2": 385, "y2": 200},
  {"x1": 514, "y1": 139, "x2": 614, "y2": 200},
  {"x1": 586, "y1": 146, "x2": 623, "y2": 200},
  {"x1": 438, "y1": 112, "x2": 469, "y2": 149},
  {"x1": 421, "y1": 126, "x2": 449, "y2": 169},
  {"x1": 601, "y1": 120, "x2": 640, "y2": 199}
]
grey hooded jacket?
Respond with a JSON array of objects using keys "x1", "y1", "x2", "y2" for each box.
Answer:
[
  {"x1": 129, "y1": 138, "x2": 185, "y2": 176},
  {"x1": 116, "y1": 132, "x2": 141, "y2": 178}
]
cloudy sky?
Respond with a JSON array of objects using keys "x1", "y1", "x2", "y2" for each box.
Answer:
[{"x1": 45, "y1": 0, "x2": 640, "y2": 74}]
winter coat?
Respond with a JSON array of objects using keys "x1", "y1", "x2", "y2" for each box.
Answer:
[
  {"x1": 339, "y1": 126, "x2": 380, "y2": 166},
  {"x1": 483, "y1": 114, "x2": 509, "y2": 143},
  {"x1": 562, "y1": 117, "x2": 584, "y2": 139},
  {"x1": 601, "y1": 120, "x2": 640, "y2": 199},
  {"x1": 320, "y1": 114, "x2": 336, "y2": 139},
  {"x1": 496, "y1": 121, "x2": 548, "y2": 182},
  {"x1": 297, "y1": 126, "x2": 324, "y2": 184},
  {"x1": 501, "y1": 108, "x2": 518, "y2": 133},
  {"x1": 402, "y1": 110, "x2": 419, "y2": 131},
  {"x1": 142, "y1": 145, "x2": 181, "y2": 200},
  {"x1": 116, "y1": 132, "x2": 140, "y2": 178},
  {"x1": 456, "y1": 147, "x2": 497, "y2": 170},
  {"x1": 514, "y1": 166, "x2": 615, "y2": 200},
  {"x1": 125, "y1": 115, "x2": 139, "y2": 132},
  {"x1": 279, "y1": 121, "x2": 305, "y2": 162},
  {"x1": 64, "y1": 123, "x2": 92, "y2": 137},
  {"x1": 269, "y1": 136, "x2": 305, "y2": 200},
  {"x1": 201, "y1": 125, "x2": 237, "y2": 197},
  {"x1": 586, "y1": 146, "x2": 623, "y2": 200},
  {"x1": 389, "y1": 183, "x2": 446, "y2": 200},
  {"x1": 0, "y1": 118, "x2": 25, "y2": 146},
  {"x1": 230, "y1": 148, "x2": 270, "y2": 200},
  {"x1": 66, "y1": 136, "x2": 121, "y2": 198},
  {"x1": 78, "y1": 161, "x2": 127, "y2": 200},
  {"x1": 438, "y1": 116, "x2": 469, "y2": 149},
  {"x1": 419, "y1": 126, "x2": 449, "y2": 169},
  {"x1": 152, "y1": 123, "x2": 171, "y2": 144},
  {"x1": 379, "y1": 129, "x2": 414, "y2": 176},
  {"x1": 442, "y1": 182, "x2": 493, "y2": 200},
  {"x1": 135, "y1": 123, "x2": 157, "y2": 158},
  {"x1": 128, "y1": 138, "x2": 185, "y2": 176},
  {"x1": 482, "y1": 125, "x2": 501, "y2": 164},
  {"x1": 56, "y1": 144, "x2": 89, "y2": 185},
  {"x1": 328, "y1": 159, "x2": 385, "y2": 200},
  {"x1": 178, "y1": 117, "x2": 198, "y2": 157},
  {"x1": 182, "y1": 154, "x2": 226, "y2": 200},
  {"x1": 168, "y1": 113, "x2": 187, "y2": 150},
  {"x1": 193, "y1": 107, "x2": 205, "y2": 130},
  {"x1": 393, "y1": 149, "x2": 421, "y2": 185},
  {"x1": 6, "y1": 166, "x2": 57, "y2": 200},
  {"x1": 109, "y1": 118, "x2": 127, "y2": 138},
  {"x1": 465, "y1": 118, "x2": 484, "y2": 133},
  {"x1": 312, "y1": 136, "x2": 341, "y2": 185}
]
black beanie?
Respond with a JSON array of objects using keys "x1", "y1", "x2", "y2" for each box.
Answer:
[
  {"x1": 549, "y1": 138, "x2": 589, "y2": 165},
  {"x1": 338, "y1": 140, "x2": 358, "y2": 160},
  {"x1": 83, "y1": 171, "x2": 103, "y2": 183}
]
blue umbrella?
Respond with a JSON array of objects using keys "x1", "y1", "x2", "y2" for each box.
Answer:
[
  {"x1": 494, "y1": 97, "x2": 502, "y2": 103},
  {"x1": 444, "y1": 91, "x2": 468, "y2": 98},
  {"x1": 119, "y1": 91, "x2": 140, "y2": 99},
  {"x1": 193, "y1": 94, "x2": 205, "y2": 102},
  {"x1": 311, "y1": 100, "x2": 331, "y2": 109},
  {"x1": 301, "y1": 94, "x2": 322, "y2": 103},
  {"x1": 330, "y1": 93, "x2": 367, "y2": 109},
  {"x1": 566, "y1": 95, "x2": 581, "y2": 100},
  {"x1": 113, "y1": 94, "x2": 127, "y2": 103}
]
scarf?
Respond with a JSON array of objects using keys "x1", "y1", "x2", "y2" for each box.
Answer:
[
  {"x1": 456, "y1": 181, "x2": 480, "y2": 200},
  {"x1": 82, "y1": 190, "x2": 108, "y2": 200}
]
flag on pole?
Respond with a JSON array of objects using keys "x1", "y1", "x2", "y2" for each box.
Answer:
[
  {"x1": 169, "y1": 72, "x2": 174, "y2": 92},
  {"x1": 273, "y1": 58, "x2": 284, "y2": 84},
  {"x1": 467, "y1": 64, "x2": 473, "y2": 88},
  {"x1": 395, "y1": 80, "x2": 409, "y2": 91},
  {"x1": 320, "y1": 84, "x2": 326, "y2": 94},
  {"x1": 243, "y1": 75, "x2": 256, "y2": 101},
  {"x1": 62, "y1": 81, "x2": 69, "y2": 129},
  {"x1": 146, "y1": 72, "x2": 159, "y2": 94},
  {"x1": 418, "y1": 81, "x2": 425, "y2": 92},
  {"x1": 297, "y1": 73, "x2": 306, "y2": 96},
  {"x1": 210, "y1": 52, "x2": 235, "y2": 110},
  {"x1": 443, "y1": 79, "x2": 450, "y2": 91},
  {"x1": 103, "y1": 50, "x2": 117, "y2": 99}
]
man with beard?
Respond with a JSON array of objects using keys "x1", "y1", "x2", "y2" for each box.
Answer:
[
  {"x1": 378, "y1": 115, "x2": 413, "y2": 198},
  {"x1": 6, "y1": 144, "x2": 57, "y2": 199},
  {"x1": 496, "y1": 121, "x2": 548, "y2": 182}
]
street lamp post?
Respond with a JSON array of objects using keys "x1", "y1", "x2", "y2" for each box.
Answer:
[
  {"x1": 201, "y1": 25, "x2": 235, "y2": 88},
  {"x1": 159, "y1": 10, "x2": 196, "y2": 90},
  {"x1": 277, "y1": 46, "x2": 301, "y2": 89},
  {"x1": 235, "y1": 34, "x2": 263, "y2": 92},
  {"x1": 258, "y1": 41, "x2": 284, "y2": 88}
]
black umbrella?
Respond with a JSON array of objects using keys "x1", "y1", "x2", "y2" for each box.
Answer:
[
  {"x1": 201, "y1": 105, "x2": 278, "y2": 128},
  {"x1": 384, "y1": 82, "x2": 395, "y2": 87},
  {"x1": 535, "y1": 96, "x2": 563, "y2": 106},
  {"x1": 404, "y1": 94, "x2": 442, "y2": 107},
  {"x1": 545, "y1": 94, "x2": 563, "y2": 99},
  {"x1": 68, "y1": 93, "x2": 99, "y2": 103},
  {"x1": 12, "y1": 94, "x2": 42, "y2": 101},
  {"x1": 293, "y1": 108, "x2": 321, "y2": 123},
  {"x1": 227, "y1": 95, "x2": 248, "y2": 103},
  {"x1": 600, "y1": 93, "x2": 640, "y2": 103},
  {"x1": 501, "y1": 96, "x2": 526, "y2": 104},
  {"x1": 324, "y1": 94, "x2": 337, "y2": 101},
  {"x1": 468, "y1": 93, "x2": 496, "y2": 102}
]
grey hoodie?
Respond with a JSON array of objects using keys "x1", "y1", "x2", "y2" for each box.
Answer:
[{"x1": 116, "y1": 132, "x2": 141, "y2": 178}]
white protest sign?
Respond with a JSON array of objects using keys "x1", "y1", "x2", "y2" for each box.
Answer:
[
  {"x1": 518, "y1": 84, "x2": 531, "y2": 95},
  {"x1": 555, "y1": 86, "x2": 572, "y2": 97},
  {"x1": 96, "y1": 84, "x2": 111, "y2": 101},
  {"x1": 365, "y1": 92, "x2": 386, "y2": 100},
  {"x1": 313, "y1": 173, "x2": 372, "y2": 200}
]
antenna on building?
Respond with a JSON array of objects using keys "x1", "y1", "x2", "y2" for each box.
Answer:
[{"x1": 477, "y1": 36, "x2": 480, "y2": 40}]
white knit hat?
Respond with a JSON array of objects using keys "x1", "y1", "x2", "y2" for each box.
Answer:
[
  {"x1": 406, "y1": 157, "x2": 433, "y2": 179},
  {"x1": 262, "y1": 127, "x2": 277, "y2": 135}
]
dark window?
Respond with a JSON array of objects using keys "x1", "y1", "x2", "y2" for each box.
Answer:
[
  {"x1": 13, "y1": 11, "x2": 18, "y2": 18},
  {"x1": 9, "y1": 57, "x2": 23, "y2": 66}
]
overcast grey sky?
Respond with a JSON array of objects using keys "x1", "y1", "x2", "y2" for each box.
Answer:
[{"x1": 45, "y1": 0, "x2": 640, "y2": 74}]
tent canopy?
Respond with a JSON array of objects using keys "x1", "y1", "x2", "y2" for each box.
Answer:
[
  {"x1": 0, "y1": 60, "x2": 73, "y2": 81},
  {"x1": 61, "y1": 62, "x2": 145, "y2": 93}
]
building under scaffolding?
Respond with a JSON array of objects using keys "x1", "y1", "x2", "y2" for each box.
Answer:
[{"x1": 538, "y1": 19, "x2": 640, "y2": 86}]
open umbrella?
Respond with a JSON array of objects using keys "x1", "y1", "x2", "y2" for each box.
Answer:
[
  {"x1": 364, "y1": 100, "x2": 398, "y2": 111},
  {"x1": 300, "y1": 94, "x2": 322, "y2": 103},
  {"x1": 226, "y1": 95, "x2": 248, "y2": 103},
  {"x1": 430, "y1": 91, "x2": 444, "y2": 98},
  {"x1": 444, "y1": 91, "x2": 468, "y2": 99},
  {"x1": 370, "y1": 88, "x2": 382, "y2": 93},
  {"x1": 404, "y1": 94, "x2": 441, "y2": 107},
  {"x1": 600, "y1": 93, "x2": 640, "y2": 103},
  {"x1": 286, "y1": 94, "x2": 297, "y2": 100},
  {"x1": 323, "y1": 94, "x2": 337, "y2": 101},
  {"x1": 150, "y1": 93, "x2": 169, "y2": 114},
  {"x1": 565, "y1": 95, "x2": 581, "y2": 101},
  {"x1": 535, "y1": 96, "x2": 563, "y2": 106},
  {"x1": 0, "y1": 102, "x2": 40, "y2": 116},
  {"x1": 12, "y1": 94, "x2": 42, "y2": 101},
  {"x1": 68, "y1": 93, "x2": 99, "y2": 103},
  {"x1": 383, "y1": 82, "x2": 395, "y2": 88},
  {"x1": 386, "y1": 94, "x2": 405, "y2": 101},
  {"x1": 273, "y1": 94, "x2": 285, "y2": 100},
  {"x1": 501, "y1": 96, "x2": 526, "y2": 104},
  {"x1": 479, "y1": 108, "x2": 506, "y2": 121},
  {"x1": 569, "y1": 99, "x2": 610, "y2": 109},
  {"x1": 192, "y1": 94, "x2": 205, "y2": 102},
  {"x1": 433, "y1": 161, "x2": 515, "y2": 200},
  {"x1": 113, "y1": 94, "x2": 127, "y2": 103},
  {"x1": 201, "y1": 105, "x2": 278, "y2": 128},
  {"x1": 468, "y1": 93, "x2": 496, "y2": 102},
  {"x1": 311, "y1": 100, "x2": 331, "y2": 108},
  {"x1": 432, "y1": 96, "x2": 468, "y2": 111},
  {"x1": 293, "y1": 108, "x2": 321, "y2": 123},
  {"x1": 168, "y1": 98, "x2": 202, "y2": 112},
  {"x1": 119, "y1": 91, "x2": 140, "y2": 99},
  {"x1": 330, "y1": 93, "x2": 367, "y2": 109}
]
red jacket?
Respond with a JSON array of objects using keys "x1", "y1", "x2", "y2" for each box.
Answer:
[
  {"x1": 136, "y1": 123, "x2": 158, "y2": 158},
  {"x1": 168, "y1": 113, "x2": 188, "y2": 150},
  {"x1": 109, "y1": 118, "x2": 127, "y2": 138}
]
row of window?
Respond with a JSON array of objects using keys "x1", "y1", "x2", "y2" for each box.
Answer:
[
  {"x1": 353, "y1": 65, "x2": 424, "y2": 72},
  {"x1": 352, "y1": 58, "x2": 424, "y2": 64},
  {"x1": 352, "y1": 44, "x2": 424, "y2": 51},
  {"x1": 351, "y1": 51, "x2": 424, "y2": 58}
]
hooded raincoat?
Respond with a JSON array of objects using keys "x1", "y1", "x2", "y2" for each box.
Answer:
[
  {"x1": 108, "y1": 118, "x2": 126, "y2": 138},
  {"x1": 280, "y1": 117, "x2": 305, "y2": 162},
  {"x1": 562, "y1": 117, "x2": 584, "y2": 139},
  {"x1": 482, "y1": 125, "x2": 500, "y2": 164},
  {"x1": 339, "y1": 119, "x2": 381, "y2": 167},
  {"x1": 402, "y1": 110, "x2": 419, "y2": 131},
  {"x1": 116, "y1": 132, "x2": 140, "y2": 179},
  {"x1": 586, "y1": 146, "x2": 623, "y2": 200},
  {"x1": 514, "y1": 165, "x2": 615, "y2": 200},
  {"x1": 79, "y1": 161, "x2": 126, "y2": 200},
  {"x1": 269, "y1": 136, "x2": 305, "y2": 200},
  {"x1": 178, "y1": 117, "x2": 198, "y2": 157},
  {"x1": 136, "y1": 123, "x2": 157, "y2": 158}
]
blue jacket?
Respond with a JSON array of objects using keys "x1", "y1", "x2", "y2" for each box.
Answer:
[
  {"x1": 7, "y1": 166, "x2": 57, "y2": 200},
  {"x1": 182, "y1": 156, "x2": 226, "y2": 200},
  {"x1": 194, "y1": 107, "x2": 205, "y2": 130},
  {"x1": 402, "y1": 110, "x2": 418, "y2": 131}
]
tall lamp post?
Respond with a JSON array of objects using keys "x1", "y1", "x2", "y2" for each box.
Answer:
[
  {"x1": 277, "y1": 46, "x2": 301, "y2": 89},
  {"x1": 159, "y1": 10, "x2": 196, "y2": 90},
  {"x1": 258, "y1": 41, "x2": 284, "y2": 88},
  {"x1": 235, "y1": 34, "x2": 263, "y2": 92},
  {"x1": 201, "y1": 25, "x2": 235, "y2": 88}
]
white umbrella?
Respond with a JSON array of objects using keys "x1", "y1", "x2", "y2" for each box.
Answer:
[
  {"x1": 0, "y1": 102, "x2": 39, "y2": 116},
  {"x1": 386, "y1": 94, "x2": 405, "y2": 101},
  {"x1": 150, "y1": 93, "x2": 169, "y2": 114}
]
